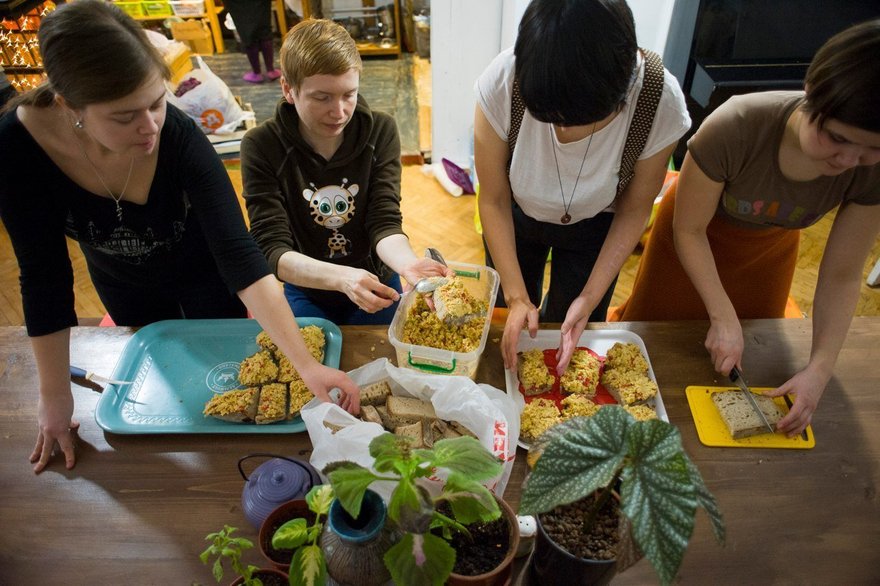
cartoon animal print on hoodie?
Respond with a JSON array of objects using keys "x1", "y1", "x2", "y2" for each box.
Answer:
[{"x1": 303, "y1": 179, "x2": 358, "y2": 259}]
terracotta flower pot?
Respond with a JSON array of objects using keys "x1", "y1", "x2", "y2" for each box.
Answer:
[
  {"x1": 447, "y1": 496, "x2": 520, "y2": 586},
  {"x1": 258, "y1": 499, "x2": 316, "y2": 571}
]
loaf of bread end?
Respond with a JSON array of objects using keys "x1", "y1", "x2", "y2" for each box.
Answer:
[{"x1": 712, "y1": 390, "x2": 783, "y2": 439}]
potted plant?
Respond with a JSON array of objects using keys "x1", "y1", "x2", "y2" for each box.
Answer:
[
  {"x1": 267, "y1": 484, "x2": 333, "y2": 586},
  {"x1": 200, "y1": 524, "x2": 287, "y2": 586},
  {"x1": 324, "y1": 433, "x2": 518, "y2": 586},
  {"x1": 520, "y1": 406, "x2": 726, "y2": 585}
]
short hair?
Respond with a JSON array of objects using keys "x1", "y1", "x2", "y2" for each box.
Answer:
[
  {"x1": 514, "y1": 0, "x2": 637, "y2": 126},
  {"x1": 8, "y1": 0, "x2": 169, "y2": 112},
  {"x1": 280, "y1": 19, "x2": 363, "y2": 91},
  {"x1": 803, "y1": 18, "x2": 880, "y2": 132}
]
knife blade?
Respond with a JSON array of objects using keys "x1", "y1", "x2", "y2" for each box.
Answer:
[
  {"x1": 729, "y1": 366, "x2": 775, "y2": 434},
  {"x1": 70, "y1": 366, "x2": 132, "y2": 386}
]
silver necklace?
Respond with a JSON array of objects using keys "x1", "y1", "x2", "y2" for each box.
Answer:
[
  {"x1": 73, "y1": 127, "x2": 134, "y2": 222},
  {"x1": 550, "y1": 122, "x2": 597, "y2": 224}
]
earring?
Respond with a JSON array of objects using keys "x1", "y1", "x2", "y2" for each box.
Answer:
[{"x1": 74, "y1": 120, "x2": 84, "y2": 129}]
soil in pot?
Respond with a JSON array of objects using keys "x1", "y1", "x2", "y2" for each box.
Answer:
[
  {"x1": 437, "y1": 502, "x2": 511, "y2": 576},
  {"x1": 539, "y1": 494, "x2": 619, "y2": 560}
]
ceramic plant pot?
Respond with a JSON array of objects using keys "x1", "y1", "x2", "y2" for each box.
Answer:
[
  {"x1": 528, "y1": 505, "x2": 618, "y2": 586},
  {"x1": 446, "y1": 495, "x2": 520, "y2": 586},
  {"x1": 321, "y1": 489, "x2": 399, "y2": 586},
  {"x1": 258, "y1": 499, "x2": 316, "y2": 571}
]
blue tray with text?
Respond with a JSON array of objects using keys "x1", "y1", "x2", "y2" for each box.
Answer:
[{"x1": 95, "y1": 318, "x2": 341, "y2": 434}]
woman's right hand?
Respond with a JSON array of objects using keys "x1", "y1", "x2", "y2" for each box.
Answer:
[
  {"x1": 704, "y1": 317, "x2": 744, "y2": 375},
  {"x1": 501, "y1": 298, "x2": 540, "y2": 371},
  {"x1": 31, "y1": 391, "x2": 79, "y2": 473},
  {"x1": 340, "y1": 267, "x2": 400, "y2": 313},
  {"x1": 300, "y1": 362, "x2": 361, "y2": 416}
]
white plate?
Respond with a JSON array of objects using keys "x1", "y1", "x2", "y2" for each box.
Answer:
[{"x1": 504, "y1": 329, "x2": 668, "y2": 449}]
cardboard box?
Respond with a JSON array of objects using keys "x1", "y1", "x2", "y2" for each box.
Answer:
[{"x1": 170, "y1": 21, "x2": 213, "y2": 55}]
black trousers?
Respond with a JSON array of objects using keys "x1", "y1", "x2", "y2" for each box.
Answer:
[{"x1": 485, "y1": 204, "x2": 617, "y2": 323}]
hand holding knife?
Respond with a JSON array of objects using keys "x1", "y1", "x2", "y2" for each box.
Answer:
[{"x1": 729, "y1": 365, "x2": 775, "y2": 434}]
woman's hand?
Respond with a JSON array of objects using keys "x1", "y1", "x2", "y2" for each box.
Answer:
[
  {"x1": 501, "y1": 298, "x2": 539, "y2": 370},
  {"x1": 705, "y1": 317, "x2": 744, "y2": 375},
  {"x1": 399, "y1": 258, "x2": 454, "y2": 292},
  {"x1": 300, "y1": 362, "x2": 361, "y2": 416},
  {"x1": 556, "y1": 295, "x2": 595, "y2": 375},
  {"x1": 762, "y1": 365, "x2": 830, "y2": 437},
  {"x1": 340, "y1": 267, "x2": 400, "y2": 313},
  {"x1": 31, "y1": 392, "x2": 79, "y2": 473}
]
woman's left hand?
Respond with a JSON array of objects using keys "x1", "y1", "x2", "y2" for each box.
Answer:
[
  {"x1": 556, "y1": 296, "x2": 594, "y2": 375},
  {"x1": 762, "y1": 366, "x2": 829, "y2": 437},
  {"x1": 400, "y1": 259, "x2": 454, "y2": 292}
]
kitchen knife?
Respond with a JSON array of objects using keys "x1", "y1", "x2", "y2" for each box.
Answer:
[
  {"x1": 729, "y1": 366, "x2": 775, "y2": 434},
  {"x1": 70, "y1": 366, "x2": 132, "y2": 386}
]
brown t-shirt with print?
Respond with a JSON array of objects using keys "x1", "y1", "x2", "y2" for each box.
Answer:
[{"x1": 688, "y1": 91, "x2": 880, "y2": 229}]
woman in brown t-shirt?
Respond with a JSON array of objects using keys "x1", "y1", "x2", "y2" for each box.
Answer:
[{"x1": 613, "y1": 20, "x2": 880, "y2": 437}]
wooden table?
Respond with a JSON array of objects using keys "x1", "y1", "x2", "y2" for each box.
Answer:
[{"x1": 1, "y1": 319, "x2": 878, "y2": 584}]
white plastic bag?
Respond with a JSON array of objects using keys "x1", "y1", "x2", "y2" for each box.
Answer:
[
  {"x1": 301, "y1": 358, "x2": 520, "y2": 499},
  {"x1": 166, "y1": 56, "x2": 252, "y2": 135}
]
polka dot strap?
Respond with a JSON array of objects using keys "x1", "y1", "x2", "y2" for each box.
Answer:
[
  {"x1": 507, "y1": 78, "x2": 526, "y2": 174},
  {"x1": 617, "y1": 48, "x2": 665, "y2": 197}
]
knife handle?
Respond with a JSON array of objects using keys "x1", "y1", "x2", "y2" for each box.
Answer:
[
  {"x1": 729, "y1": 366, "x2": 743, "y2": 383},
  {"x1": 70, "y1": 366, "x2": 88, "y2": 379}
]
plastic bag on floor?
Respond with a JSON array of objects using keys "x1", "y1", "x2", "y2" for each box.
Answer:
[{"x1": 165, "y1": 56, "x2": 252, "y2": 134}]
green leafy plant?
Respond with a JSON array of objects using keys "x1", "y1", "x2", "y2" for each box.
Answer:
[
  {"x1": 324, "y1": 433, "x2": 503, "y2": 586},
  {"x1": 520, "y1": 406, "x2": 726, "y2": 586},
  {"x1": 200, "y1": 524, "x2": 263, "y2": 586},
  {"x1": 271, "y1": 484, "x2": 334, "y2": 586}
]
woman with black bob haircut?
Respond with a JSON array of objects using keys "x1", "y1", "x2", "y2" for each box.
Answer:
[
  {"x1": 613, "y1": 19, "x2": 880, "y2": 438},
  {"x1": 0, "y1": 0, "x2": 360, "y2": 476},
  {"x1": 474, "y1": 0, "x2": 690, "y2": 375}
]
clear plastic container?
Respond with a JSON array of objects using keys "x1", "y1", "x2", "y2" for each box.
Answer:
[{"x1": 388, "y1": 261, "x2": 499, "y2": 379}]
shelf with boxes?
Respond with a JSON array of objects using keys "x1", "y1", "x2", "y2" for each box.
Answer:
[
  {"x1": 302, "y1": 0, "x2": 401, "y2": 57},
  {"x1": 114, "y1": 0, "x2": 225, "y2": 54},
  {"x1": 0, "y1": 0, "x2": 56, "y2": 93}
]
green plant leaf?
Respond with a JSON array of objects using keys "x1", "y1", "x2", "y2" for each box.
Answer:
[
  {"x1": 683, "y1": 454, "x2": 726, "y2": 545},
  {"x1": 289, "y1": 544, "x2": 327, "y2": 586},
  {"x1": 429, "y1": 436, "x2": 503, "y2": 481},
  {"x1": 384, "y1": 532, "x2": 455, "y2": 586},
  {"x1": 620, "y1": 420, "x2": 697, "y2": 586},
  {"x1": 326, "y1": 461, "x2": 381, "y2": 518},
  {"x1": 272, "y1": 518, "x2": 309, "y2": 550},
  {"x1": 306, "y1": 484, "x2": 335, "y2": 516},
  {"x1": 442, "y1": 474, "x2": 501, "y2": 525},
  {"x1": 519, "y1": 408, "x2": 632, "y2": 515},
  {"x1": 369, "y1": 432, "x2": 407, "y2": 473},
  {"x1": 387, "y1": 476, "x2": 421, "y2": 525}
]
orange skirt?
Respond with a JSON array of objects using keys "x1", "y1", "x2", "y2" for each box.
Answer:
[{"x1": 611, "y1": 179, "x2": 800, "y2": 321}]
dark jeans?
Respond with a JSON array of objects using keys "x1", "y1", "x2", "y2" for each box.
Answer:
[
  {"x1": 283, "y1": 273, "x2": 403, "y2": 325},
  {"x1": 485, "y1": 205, "x2": 617, "y2": 323}
]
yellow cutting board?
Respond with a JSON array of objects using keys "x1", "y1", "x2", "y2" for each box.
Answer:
[{"x1": 686, "y1": 386, "x2": 815, "y2": 449}]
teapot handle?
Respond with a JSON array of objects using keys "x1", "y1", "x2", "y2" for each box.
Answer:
[{"x1": 237, "y1": 453, "x2": 313, "y2": 482}]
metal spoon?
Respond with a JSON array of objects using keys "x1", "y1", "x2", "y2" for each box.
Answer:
[{"x1": 413, "y1": 248, "x2": 450, "y2": 294}]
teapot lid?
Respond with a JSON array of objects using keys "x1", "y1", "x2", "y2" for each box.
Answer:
[{"x1": 239, "y1": 454, "x2": 321, "y2": 529}]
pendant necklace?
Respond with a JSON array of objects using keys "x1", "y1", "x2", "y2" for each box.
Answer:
[
  {"x1": 73, "y1": 126, "x2": 134, "y2": 222},
  {"x1": 550, "y1": 122, "x2": 596, "y2": 224}
]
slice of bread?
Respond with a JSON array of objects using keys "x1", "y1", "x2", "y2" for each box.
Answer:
[
  {"x1": 712, "y1": 390, "x2": 783, "y2": 439},
  {"x1": 518, "y1": 349, "x2": 555, "y2": 396},
  {"x1": 361, "y1": 380, "x2": 393, "y2": 407},
  {"x1": 255, "y1": 383, "x2": 288, "y2": 424},
  {"x1": 360, "y1": 405, "x2": 384, "y2": 426},
  {"x1": 204, "y1": 388, "x2": 259, "y2": 423},
  {"x1": 386, "y1": 396, "x2": 437, "y2": 421},
  {"x1": 394, "y1": 421, "x2": 425, "y2": 447}
]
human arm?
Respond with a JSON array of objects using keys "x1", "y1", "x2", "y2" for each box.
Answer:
[
  {"x1": 557, "y1": 142, "x2": 677, "y2": 373},
  {"x1": 474, "y1": 104, "x2": 539, "y2": 370},
  {"x1": 671, "y1": 153, "x2": 743, "y2": 374},
  {"x1": 763, "y1": 202, "x2": 880, "y2": 436},
  {"x1": 238, "y1": 275, "x2": 360, "y2": 414},
  {"x1": 375, "y1": 233, "x2": 451, "y2": 290},
  {"x1": 29, "y1": 329, "x2": 80, "y2": 473}
]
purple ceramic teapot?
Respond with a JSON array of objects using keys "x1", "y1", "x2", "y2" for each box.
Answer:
[{"x1": 239, "y1": 453, "x2": 322, "y2": 529}]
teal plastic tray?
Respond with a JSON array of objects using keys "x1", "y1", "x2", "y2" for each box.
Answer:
[{"x1": 95, "y1": 318, "x2": 341, "y2": 434}]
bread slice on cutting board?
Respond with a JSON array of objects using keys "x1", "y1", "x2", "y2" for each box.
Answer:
[{"x1": 712, "y1": 390, "x2": 783, "y2": 439}]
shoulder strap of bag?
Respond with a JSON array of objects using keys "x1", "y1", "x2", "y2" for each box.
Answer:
[
  {"x1": 506, "y1": 48, "x2": 665, "y2": 193},
  {"x1": 616, "y1": 48, "x2": 664, "y2": 197}
]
